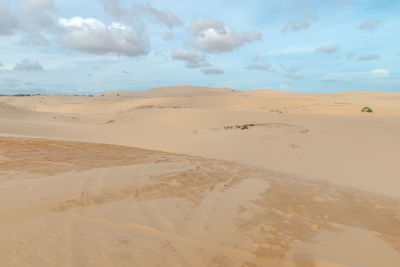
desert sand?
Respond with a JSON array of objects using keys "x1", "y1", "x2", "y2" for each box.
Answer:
[{"x1": 1, "y1": 85, "x2": 400, "y2": 266}]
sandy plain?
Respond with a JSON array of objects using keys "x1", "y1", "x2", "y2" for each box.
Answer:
[{"x1": 1, "y1": 86, "x2": 400, "y2": 266}]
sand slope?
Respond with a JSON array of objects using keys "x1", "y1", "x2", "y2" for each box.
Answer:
[
  {"x1": 1, "y1": 137, "x2": 400, "y2": 266},
  {"x1": 1, "y1": 86, "x2": 400, "y2": 266}
]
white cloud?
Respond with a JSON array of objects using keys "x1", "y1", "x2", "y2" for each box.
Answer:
[
  {"x1": 358, "y1": 54, "x2": 380, "y2": 61},
  {"x1": 18, "y1": 0, "x2": 54, "y2": 29},
  {"x1": 0, "y1": 62, "x2": 13, "y2": 70},
  {"x1": 4, "y1": 78, "x2": 19, "y2": 88},
  {"x1": 359, "y1": 19, "x2": 383, "y2": 32},
  {"x1": 201, "y1": 67, "x2": 224, "y2": 75},
  {"x1": 171, "y1": 48, "x2": 209, "y2": 68},
  {"x1": 246, "y1": 63, "x2": 272, "y2": 71},
  {"x1": 371, "y1": 68, "x2": 389, "y2": 78},
  {"x1": 322, "y1": 76, "x2": 337, "y2": 83},
  {"x1": 0, "y1": 6, "x2": 19, "y2": 35},
  {"x1": 283, "y1": 67, "x2": 303, "y2": 79},
  {"x1": 246, "y1": 62, "x2": 303, "y2": 79},
  {"x1": 0, "y1": 0, "x2": 54, "y2": 45},
  {"x1": 281, "y1": 20, "x2": 310, "y2": 32},
  {"x1": 135, "y1": 3, "x2": 183, "y2": 29},
  {"x1": 103, "y1": 0, "x2": 130, "y2": 23},
  {"x1": 253, "y1": 55, "x2": 262, "y2": 62},
  {"x1": 163, "y1": 31, "x2": 174, "y2": 41},
  {"x1": 102, "y1": 1, "x2": 182, "y2": 29},
  {"x1": 20, "y1": 32, "x2": 49, "y2": 46},
  {"x1": 191, "y1": 19, "x2": 225, "y2": 35},
  {"x1": 346, "y1": 52, "x2": 356, "y2": 60},
  {"x1": 324, "y1": 69, "x2": 390, "y2": 81},
  {"x1": 315, "y1": 45, "x2": 341, "y2": 54},
  {"x1": 277, "y1": 64, "x2": 304, "y2": 80},
  {"x1": 58, "y1": 17, "x2": 149, "y2": 57},
  {"x1": 190, "y1": 18, "x2": 262, "y2": 53},
  {"x1": 18, "y1": 0, "x2": 53, "y2": 13},
  {"x1": 171, "y1": 49, "x2": 206, "y2": 63},
  {"x1": 13, "y1": 59, "x2": 43, "y2": 71}
]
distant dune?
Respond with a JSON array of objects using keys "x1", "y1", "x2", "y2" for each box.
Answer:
[
  {"x1": 1, "y1": 86, "x2": 400, "y2": 266},
  {"x1": 0, "y1": 101, "x2": 42, "y2": 119},
  {"x1": 98, "y1": 85, "x2": 239, "y2": 98}
]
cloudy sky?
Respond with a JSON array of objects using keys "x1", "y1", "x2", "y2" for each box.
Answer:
[{"x1": 0, "y1": 0, "x2": 399, "y2": 94}]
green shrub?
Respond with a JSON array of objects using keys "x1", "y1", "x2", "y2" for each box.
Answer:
[{"x1": 361, "y1": 106, "x2": 373, "y2": 113}]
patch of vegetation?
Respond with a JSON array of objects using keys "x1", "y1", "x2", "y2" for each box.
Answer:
[
  {"x1": 216, "y1": 123, "x2": 310, "y2": 134},
  {"x1": 361, "y1": 106, "x2": 373, "y2": 113},
  {"x1": 13, "y1": 94, "x2": 32, "y2": 97},
  {"x1": 1, "y1": 93, "x2": 41, "y2": 97},
  {"x1": 106, "y1": 120, "x2": 115, "y2": 124},
  {"x1": 225, "y1": 123, "x2": 256, "y2": 130},
  {"x1": 136, "y1": 105, "x2": 155, "y2": 109}
]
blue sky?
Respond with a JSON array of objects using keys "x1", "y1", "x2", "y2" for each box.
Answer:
[{"x1": 0, "y1": 0, "x2": 399, "y2": 94}]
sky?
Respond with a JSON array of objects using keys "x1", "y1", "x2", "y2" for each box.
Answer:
[{"x1": 0, "y1": 0, "x2": 399, "y2": 94}]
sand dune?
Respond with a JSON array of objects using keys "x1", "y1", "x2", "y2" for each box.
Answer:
[
  {"x1": 98, "y1": 85, "x2": 239, "y2": 98},
  {"x1": 1, "y1": 86, "x2": 400, "y2": 266},
  {"x1": 0, "y1": 101, "x2": 41, "y2": 119}
]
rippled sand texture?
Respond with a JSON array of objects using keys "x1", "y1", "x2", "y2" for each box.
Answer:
[{"x1": 1, "y1": 137, "x2": 400, "y2": 267}]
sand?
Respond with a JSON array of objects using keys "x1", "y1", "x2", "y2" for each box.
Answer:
[{"x1": 1, "y1": 85, "x2": 400, "y2": 266}]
